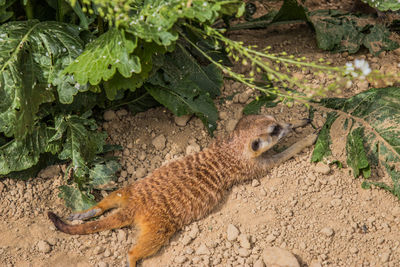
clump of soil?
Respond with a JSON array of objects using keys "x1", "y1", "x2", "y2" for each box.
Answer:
[{"x1": 2, "y1": 2, "x2": 400, "y2": 267}]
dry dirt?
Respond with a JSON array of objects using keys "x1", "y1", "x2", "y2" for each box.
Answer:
[{"x1": 2, "y1": 1, "x2": 400, "y2": 267}]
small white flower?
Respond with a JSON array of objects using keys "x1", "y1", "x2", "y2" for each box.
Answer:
[{"x1": 345, "y1": 62, "x2": 354, "y2": 74}]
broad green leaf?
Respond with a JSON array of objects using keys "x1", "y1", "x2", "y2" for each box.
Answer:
[
  {"x1": 313, "y1": 87, "x2": 400, "y2": 199},
  {"x1": 59, "y1": 185, "x2": 96, "y2": 211},
  {"x1": 55, "y1": 114, "x2": 107, "y2": 177},
  {"x1": 147, "y1": 45, "x2": 221, "y2": 134},
  {"x1": 64, "y1": 28, "x2": 141, "y2": 86},
  {"x1": 0, "y1": 20, "x2": 84, "y2": 138},
  {"x1": 311, "y1": 112, "x2": 338, "y2": 162},
  {"x1": 89, "y1": 160, "x2": 120, "y2": 188},
  {"x1": 103, "y1": 41, "x2": 166, "y2": 100},
  {"x1": 362, "y1": 0, "x2": 400, "y2": 11},
  {"x1": 307, "y1": 10, "x2": 399, "y2": 55},
  {"x1": 362, "y1": 24, "x2": 399, "y2": 56},
  {"x1": 243, "y1": 94, "x2": 278, "y2": 115},
  {"x1": 0, "y1": 124, "x2": 57, "y2": 174}
]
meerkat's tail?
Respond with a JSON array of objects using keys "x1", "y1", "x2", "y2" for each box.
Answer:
[{"x1": 48, "y1": 210, "x2": 132, "y2": 235}]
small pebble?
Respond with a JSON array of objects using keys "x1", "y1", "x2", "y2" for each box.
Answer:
[
  {"x1": 37, "y1": 240, "x2": 51, "y2": 253},
  {"x1": 254, "y1": 259, "x2": 265, "y2": 267},
  {"x1": 227, "y1": 224, "x2": 240, "y2": 241},
  {"x1": 152, "y1": 134, "x2": 166, "y2": 150},
  {"x1": 181, "y1": 235, "x2": 193, "y2": 246},
  {"x1": 174, "y1": 115, "x2": 191, "y2": 126},
  {"x1": 226, "y1": 120, "x2": 237, "y2": 132},
  {"x1": 238, "y1": 248, "x2": 251, "y2": 257},
  {"x1": 238, "y1": 234, "x2": 251, "y2": 249},
  {"x1": 320, "y1": 227, "x2": 334, "y2": 237},
  {"x1": 98, "y1": 262, "x2": 108, "y2": 267},
  {"x1": 262, "y1": 247, "x2": 300, "y2": 267},
  {"x1": 314, "y1": 162, "x2": 330, "y2": 175},
  {"x1": 103, "y1": 110, "x2": 117, "y2": 121},
  {"x1": 174, "y1": 255, "x2": 187, "y2": 264},
  {"x1": 196, "y1": 243, "x2": 211, "y2": 255}
]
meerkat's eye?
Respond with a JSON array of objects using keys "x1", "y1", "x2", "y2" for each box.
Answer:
[
  {"x1": 251, "y1": 139, "x2": 260, "y2": 151},
  {"x1": 271, "y1": 125, "x2": 281, "y2": 136}
]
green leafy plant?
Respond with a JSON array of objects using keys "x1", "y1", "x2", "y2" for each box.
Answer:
[
  {"x1": 362, "y1": 0, "x2": 400, "y2": 11},
  {"x1": 232, "y1": 0, "x2": 400, "y2": 56},
  {"x1": 310, "y1": 87, "x2": 400, "y2": 199}
]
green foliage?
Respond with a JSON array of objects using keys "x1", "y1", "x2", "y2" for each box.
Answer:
[
  {"x1": 147, "y1": 44, "x2": 221, "y2": 134},
  {"x1": 310, "y1": 112, "x2": 338, "y2": 162},
  {"x1": 64, "y1": 28, "x2": 140, "y2": 87},
  {"x1": 362, "y1": 0, "x2": 400, "y2": 11},
  {"x1": 0, "y1": 0, "x2": 234, "y2": 210},
  {"x1": 77, "y1": 0, "x2": 243, "y2": 46},
  {"x1": 312, "y1": 87, "x2": 400, "y2": 199},
  {"x1": 233, "y1": 0, "x2": 399, "y2": 56},
  {"x1": 308, "y1": 10, "x2": 399, "y2": 56},
  {"x1": 243, "y1": 93, "x2": 279, "y2": 115},
  {"x1": 59, "y1": 185, "x2": 96, "y2": 211}
]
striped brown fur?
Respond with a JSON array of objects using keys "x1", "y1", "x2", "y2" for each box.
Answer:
[{"x1": 48, "y1": 115, "x2": 317, "y2": 267}]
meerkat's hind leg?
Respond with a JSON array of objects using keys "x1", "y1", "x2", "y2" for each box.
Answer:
[
  {"x1": 127, "y1": 217, "x2": 176, "y2": 267},
  {"x1": 68, "y1": 189, "x2": 127, "y2": 221}
]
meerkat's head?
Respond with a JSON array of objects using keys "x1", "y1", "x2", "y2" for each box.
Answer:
[{"x1": 232, "y1": 115, "x2": 292, "y2": 159}]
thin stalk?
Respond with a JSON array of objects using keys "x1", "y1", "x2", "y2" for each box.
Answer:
[{"x1": 24, "y1": 0, "x2": 34, "y2": 20}]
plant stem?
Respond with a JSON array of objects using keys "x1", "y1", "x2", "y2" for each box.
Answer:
[
  {"x1": 25, "y1": 0, "x2": 34, "y2": 20},
  {"x1": 57, "y1": 0, "x2": 64, "y2": 22}
]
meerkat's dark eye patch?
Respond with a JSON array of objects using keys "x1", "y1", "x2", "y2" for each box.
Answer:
[
  {"x1": 271, "y1": 125, "x2": 281, "y2": 136},
  {"x1": 251, "y1": 139, "x2": 260, "y2": 151}
]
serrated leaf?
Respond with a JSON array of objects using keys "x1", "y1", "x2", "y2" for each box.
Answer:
[
  {"x1": 362, "y1": 24, "x2": 399, "y2": 56},
  {"x1": 146, "y1": 44, "x2": 221, "y2": 134},
  {"x1": 89, "y1": 160, "x2": 120, "y2": 188},
  {"x1": 56, "y1": 114, "x2": 107, "y2": 177},
  {"x1": 64, "y1": 28, "x2": 141, "y2": 86},
  {"x1": 0, "y1": 20, "x2": 83, "y2": 138},
  {"x1": 314, "y1": 87, "x2": 400, "y2": 199},
  {"x1": 243, "y1": 94, "x2": 278, "y2": 115},
  {"x1": 307, "y1": 10, "x2": 399, "y2": 55},
  {"x1": 59, "y1": 185, "x2": 96, "y2": 211},
  {"x1": 361, "y1": 0, "x2": 400, "y2": 11},
  {"x1": 311, "y1": 112, "x2": 338, "y2": 162},
  {"x1": 103, "y1": 41, "x2": 167, "y2": 100},
  {"x1": 0, "y1": 124, "x2": 57, "y2": 174}
]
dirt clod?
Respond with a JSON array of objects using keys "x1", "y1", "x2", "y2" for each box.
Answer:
[
  {"x1": 320, "y1": 227, "x2": 334, "y2": 237},
  {"x1": 174, "y1": 115, "x2": 192, "y2": 126},
  {"x1": 227, "y1": 224, "x2": 240, "y2": 241},
  {"x1": 103, "y1": 110, "x2": 117, "y2": 121},
  {"x1": 314, "y1": 162, "x2": 330, "y2": 174},
  {"x1": 37, "y1": 240, "x2": 51, "y2": 253},
  {"x1": 152, "y1": 134, "x2": 166, "y2": 150},
  {"x1": 262, "y1": 247, "x2": 300, "y2": 267}
]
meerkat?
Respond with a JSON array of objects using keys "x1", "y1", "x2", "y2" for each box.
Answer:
[{"x1": 48, "y1": 114, "x2": 317, "y2": 267}]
